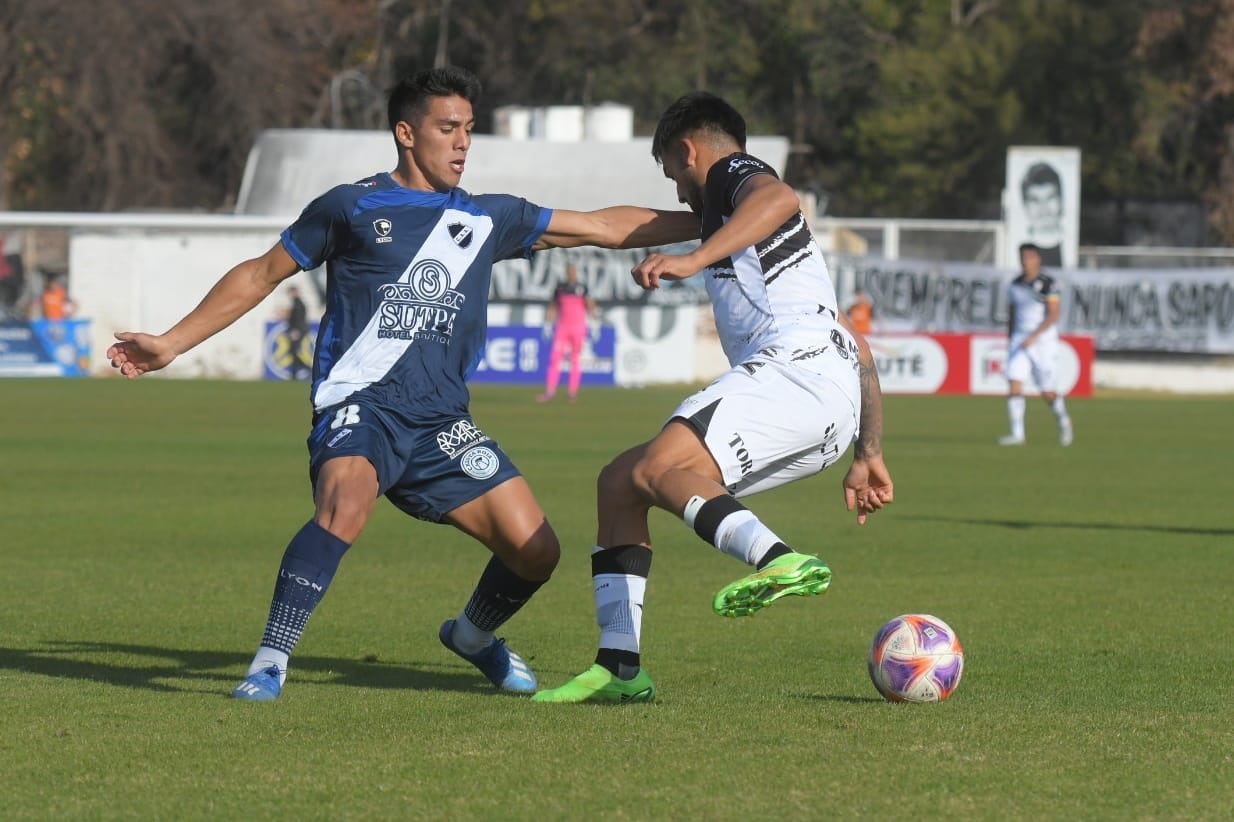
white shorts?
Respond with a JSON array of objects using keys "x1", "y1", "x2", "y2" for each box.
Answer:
[
  {"x1": 670, "y1": 342, "x2": 860, "y2": 498},
  {"x1": 1006, "y1": 334, "x2": 1058, "y2": 392}
]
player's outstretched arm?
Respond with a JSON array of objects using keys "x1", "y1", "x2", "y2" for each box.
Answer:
[
  {"x1": 691, "y1": 174, "x2": 800, "y2": 269},
  {"x1": 107, "y1": 241, "x2": 300, "y2": 379},
  {"x1": 533, "y1": 207, "x2": 699, "y2": 252},
  {"x1": 837, "y1": 310, "x2": 894, "y2": 525},
  {"x1": 630, "y1": 174, "x2": 802, "y2": 290}
]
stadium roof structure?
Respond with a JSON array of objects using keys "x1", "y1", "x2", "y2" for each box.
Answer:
[{"x1": 235, "y1": 129, "x2": 790, "y2": 216}]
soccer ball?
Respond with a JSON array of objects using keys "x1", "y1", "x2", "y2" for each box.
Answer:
[{"x1": 868, "y1": 614, "x2": 964, "y2": 703}]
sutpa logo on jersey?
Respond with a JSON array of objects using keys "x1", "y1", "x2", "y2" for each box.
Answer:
[{"x1": 377, "y1": 258, "x2": 466, "y2": 344}]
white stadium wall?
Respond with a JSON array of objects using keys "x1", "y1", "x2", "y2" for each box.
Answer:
[{"x1": 72, "y1": 228, "x2": 296, "y2": 379}]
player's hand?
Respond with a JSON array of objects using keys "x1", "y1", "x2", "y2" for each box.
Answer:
[
  {"x1": 541, "y1": 322, "x2": 553, "y2": 341},
  {"x1": 842, "y1": 454, "x2": 894, "y2": 526},
  {"x1": 631, "y1": 252, "x2": 700, "y2": 290},
  {"x1": 107, "y1": 332, "x2": 178, "y2": 379}
]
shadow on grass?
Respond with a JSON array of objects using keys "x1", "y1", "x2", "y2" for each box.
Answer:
[
  {"x1": 900, "y1": 514, "x2": 1234, "y2": 537},
  {"x1": 0, "y1": 640, "x2": 511, "y2": 696},
  {"x1": 798, "y1": 693, "x2": 885, "y2": 704}
]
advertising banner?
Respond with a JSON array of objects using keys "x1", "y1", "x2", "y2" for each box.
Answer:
[
  {"x1": 0, "y1": 319, "x2": 91, "y2": 377},
  {"x1": 485, "y1": 303, "x2": 698, "y2": 386},
  {"x1": 867, "y1": 333, "x2": 1093, "y2": 397},
  {"x1": 471, "y1": 325, "x2": 616, "y2": 385},
  {"x1": 263, "y1": 320, "x2": 618, "y2": 387},
  {"x1": 967, "y1": 334, "x2": 1093, "y2": 396},
  {"x1": 262, "y1": 320, "x2": 318, "y2": 381},
  {"x1": 836, "y1": 256, "x2": 1234, "y2": 354}
]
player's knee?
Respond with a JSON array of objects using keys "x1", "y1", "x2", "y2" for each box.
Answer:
[
  {"x1": 627, "y1": 453, "x2": 672, "y2": 504},
  {"x1": 597, "y1": 451, "x2": 644, "y2": 505},
  {"x1": 313, "y1": 496, "x2": 374, "y2": 543},
  {"x1": 512, "y1": 526, "x2": 561, "y2": 581}
]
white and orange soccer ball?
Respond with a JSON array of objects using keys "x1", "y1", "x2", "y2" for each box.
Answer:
[{"x1": 868, "y1": 614, "x2": 964, "y2": 703}]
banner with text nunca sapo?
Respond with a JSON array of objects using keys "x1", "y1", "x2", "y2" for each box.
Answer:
[{"x1": 832, "y1": 256, "x2": 1234, "y2": 354}]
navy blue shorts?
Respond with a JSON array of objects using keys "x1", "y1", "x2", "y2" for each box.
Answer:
[{"x1": 307, "y1": 400, "x2": 522, "y2": 523}]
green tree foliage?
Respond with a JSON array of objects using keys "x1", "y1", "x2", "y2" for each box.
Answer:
[
  {"x1": 0, "y1": 0, "x2": 375, "y2": 210},
  {"x1": 0, "y1": 0, "x2": 1231, "y2": 243},
  {"x1": 847, "y1": 0, "x2": 1155, "y2": 218},
  {"x1": 1134, "y1": 0, "x2": 1234, "y2": 242}
]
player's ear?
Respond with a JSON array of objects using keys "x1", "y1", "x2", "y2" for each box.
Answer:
[
  {"x1": 395, "y1": 120, "x2": 415, "y2": 150},
  {"x1": 678, "y1": 138, "x2": 697, "y2": 169}
]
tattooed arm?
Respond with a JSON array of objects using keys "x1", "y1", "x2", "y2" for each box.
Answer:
[{"x1": 836, "y1": 312, "x2": 894, "y2": 525}]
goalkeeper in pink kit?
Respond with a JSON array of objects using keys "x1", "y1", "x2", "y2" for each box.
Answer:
[{"x1": 539, "y1": 263, "x2": 599, "y2": 403}]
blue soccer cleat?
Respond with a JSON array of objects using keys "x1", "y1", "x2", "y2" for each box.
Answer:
[
  {"x1": 438, "y1": 619, "x2": 537, "y2": 693},
  {"x1": 230, "y1": 665, "x2": 282, "y2": 701}
]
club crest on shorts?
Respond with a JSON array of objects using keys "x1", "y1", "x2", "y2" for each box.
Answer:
[{"x1": 460, "y1": 446, "x2": 499, "y2": 479}]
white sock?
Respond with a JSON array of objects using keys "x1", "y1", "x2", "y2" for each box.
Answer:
[
  {"x1": 594, "y1": 568, "x2": 647, "y2": 654},
  {"x1": 247, "y1": 647, "x2": 290, "y2": 686},
  {"x1": 1051, "y1": 395, "x2": 1070, "y2": 423},
  {"x1": 683, "y1": 495, "x2": 784, "y2": 567},
  {"x1": 1008, "y1": 396, "x2": 1026, "y2": 439},
  {"x1": 450, "y1": 612, "x2": 493, "y2": 655}
]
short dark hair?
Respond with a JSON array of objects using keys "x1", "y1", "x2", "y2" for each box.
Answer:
[
  {"x1": 387, "y1": 66, "x2": 482, "y2": 133},
  {"x1": 1019, "y1": 242, "x2": 1042, "y2": 256},
  {"x1": 651, "y1": 92, "x2": 747, "y2": 162},
  {"x1": 1020, "y1": 162, "x2": 1061, "y2": 199}
]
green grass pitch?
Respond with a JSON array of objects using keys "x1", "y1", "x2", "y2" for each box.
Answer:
[{"x1": 2, "y1": 378, "x2": 1232, "y2": 819}]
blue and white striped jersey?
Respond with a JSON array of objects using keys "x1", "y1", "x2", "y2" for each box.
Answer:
[{"x1": 280, "y1": 172, "x2": 551, "y2": 414}]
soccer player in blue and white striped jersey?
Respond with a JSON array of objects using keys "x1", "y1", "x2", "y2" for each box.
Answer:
[{"x1": 107, "y1": 66, "x2": 699, "y2": 701}]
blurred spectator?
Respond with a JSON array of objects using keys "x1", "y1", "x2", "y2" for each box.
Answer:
[
  {"x1": 285, "y1": 286, "x2": 310, "y2": 381},
  {"x1": 0, "y1": 232, "x2": 25, "y2": 317},
  {"x1": 37, "y1": 273, "x2": 75, "y2": 321},
  {"x1": 845, "y1": 290, "x2": 875, "y2": 336}
]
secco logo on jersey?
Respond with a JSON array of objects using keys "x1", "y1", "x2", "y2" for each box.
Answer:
[
  {"x1": 728, "y1": 157, "x2": 761, "y2": 173},
  {"x1": 436, "y1": 420, "x2": 491, "y2": 459},
  {"x1": 378, "y1": 259, "x2": 466, "y2": 345},
  {"x1": 460, "y1": 447, "x2": 500, "y2": 480}
]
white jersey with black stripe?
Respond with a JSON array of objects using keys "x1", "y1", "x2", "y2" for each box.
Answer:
[
  {"x1": 700, "y1": 153, "x2": 843, "y2": 365},
  {"x1": 1007, "y1": 271, "x2": 1060, "y2": 343}
]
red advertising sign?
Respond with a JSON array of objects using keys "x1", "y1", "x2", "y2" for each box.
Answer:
[{"x1": 867, "y1": 333, "x2": 1093, "y2": 396}]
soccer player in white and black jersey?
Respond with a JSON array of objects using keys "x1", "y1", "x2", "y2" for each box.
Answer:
[
  {"x1": 535, "y1": 92, "x2": 894, "y2": 704},
  {"x1": 999, "y1": 242, "x2": 1073, "y2": 446}
]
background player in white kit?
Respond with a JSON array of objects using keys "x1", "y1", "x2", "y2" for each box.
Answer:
[
  {"x1": 999, "y1": 242, "x2": 1074, "y2": 446},
  {"x1": 535, "y1": 92, "x2": 893, "y2": 704}
]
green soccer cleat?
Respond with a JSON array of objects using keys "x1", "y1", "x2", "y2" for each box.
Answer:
[
  {"x1": 713, "y1": 552, "x2": 832, "y2": 617},
  {"x1": 531, "y1": 664, "x2": 656, "y2": 704}
]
